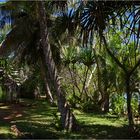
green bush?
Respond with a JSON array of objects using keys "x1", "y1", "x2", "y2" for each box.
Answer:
[
  {"x1": 110, "y1": 94, "x2": 139, "y2": 116},
  {"x1": 131, "y1": 97, "x2": 138, "y2": 116},
  {"x1": 110, "y1": 94, "x2": 125, "y2": 115},
  {"x1": 82, "y1": 101, "x2": 100, "y2": 113}
]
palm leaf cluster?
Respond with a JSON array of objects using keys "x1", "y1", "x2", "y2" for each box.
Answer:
[
  {"x1": 0, "y1": 1, "x2": 66, "y2": 65},
  {"x1": 78, "y1": 1, "x2": 140, "y2": 45}
]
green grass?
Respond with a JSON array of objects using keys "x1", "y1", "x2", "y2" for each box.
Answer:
[
  {"x1": 75, "y1": 113, "x2": 128, "y2": 139},
  {"x1": 0, "y1": 99, "x2": 130, "y2": 139}
]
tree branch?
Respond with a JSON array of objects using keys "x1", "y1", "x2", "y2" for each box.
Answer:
[{"x1": 129, "y1": 59, "x2": 140, "y2": 76}]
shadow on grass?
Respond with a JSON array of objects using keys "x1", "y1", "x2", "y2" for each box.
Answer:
[
  {"x1": 0, "y1": 133, "x2": 15, "y2": 139},
  {"x1": 76, "y1": 123, "x2": 129, "y2": 139},
  {"x1": 0, "y1": 100, "x2": 131, "y2": 139},
  {"x1": 0, "y1": 124, "x2": 131, "y2": 139},
  {"x1": 3, "y1": 120, "x2": 129, "y2": 139},
  {"x1": 14, "y1": 122, "x2": 60, "y2": 139}
]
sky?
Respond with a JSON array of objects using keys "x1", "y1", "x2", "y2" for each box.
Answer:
[{"x1": 0, "y1": 0, "x2": 6, "y2": 2}]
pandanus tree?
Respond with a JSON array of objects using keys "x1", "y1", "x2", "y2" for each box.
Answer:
[
  {"x1": 106, "y1": 30, "x2": 140, "y2": 125},
  {"x1": 77, "y1": 0, "x2": 140, "y2": 129},
  {"x1": 61, "y1": 44, "x2": 96, "y2": 107},
  {"x1": 0, "y1": 1, "x2": 78, "y2": 131}
]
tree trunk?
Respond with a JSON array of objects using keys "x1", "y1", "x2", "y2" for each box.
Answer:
[
  {"x1": 80, "y1": 66, "x2": 89, "y2": 101},
  {"x1": 103, "y1": 93, "x2": 109, "y2": 113},
  {"x1": 85, "y1": 65, "x2": 96, "y2": 89},
  {"x1": 9, "y1": 86, "x2": 13, "y2": 102},
  {"x1": 37, "y1": 1, "x2": 78, "y2": 131},
  {"x1": 95, "y1": 54, "x2": 109, "y2": 112},
  {"x1": 98, "y1": 92, "x2": 109, "y2": 113},
  {"x1": 125, "y1": 75, "x2": 134, "y2": 128},
  {"x1": 40, "y1": 58, "x2": 53, "y2": 103}
]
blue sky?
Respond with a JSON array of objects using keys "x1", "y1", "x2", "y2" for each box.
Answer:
[{"x1": 0, "y1": 0, "x2": 6, "y2": 3}]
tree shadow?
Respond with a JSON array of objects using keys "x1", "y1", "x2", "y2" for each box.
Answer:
[
  {"x1": 10, "y1": 121, "x2": 61, "y2": 139},
  {"x1": 7, "y1": 120, "x2": 130, "y2": 139},
  {"x1": 75, "y1": 123, "x2": 130, "y2": 139},
  {"x1": 0, "y1": 101, "x2": 132, "y2": 139},
  {"x1": 0, "y1": 133, "x2": 15, "y2": 139}
]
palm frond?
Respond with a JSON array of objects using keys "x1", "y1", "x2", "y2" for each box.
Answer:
[{"x1": 79, "y1": 1, "x2": 140, "y2": 45}]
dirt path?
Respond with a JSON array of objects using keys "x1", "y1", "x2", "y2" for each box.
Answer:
[{"x1": 0, "y1": 103, "x2": 25, "y2": 123}]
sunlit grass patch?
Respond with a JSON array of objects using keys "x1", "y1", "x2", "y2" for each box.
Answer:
[
  {"x1": 0, "y1": 126, "x2": 16, "y2": 139},
  {"x1": 0, "y1": 105, "x2": 9, "y2": 109},
  {"x1": 0, "y1": 127, "x2": 10, "y2": 134},
  {"x1": 76, "y1": 111, "x2": 127, "y2": 126}
]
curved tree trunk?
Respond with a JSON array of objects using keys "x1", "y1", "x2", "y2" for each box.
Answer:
[{"x1": 37, "y1": 1, "x2": 78, "y2": 131}]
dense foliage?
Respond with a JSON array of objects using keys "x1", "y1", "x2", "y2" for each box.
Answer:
[{"x1": 0, "y1": 0, "x2": 140, "y2": 138}]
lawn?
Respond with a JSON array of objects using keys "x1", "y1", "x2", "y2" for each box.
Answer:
[{"x1": 0, "y1": 99, "x2": 130, "y2": 139}]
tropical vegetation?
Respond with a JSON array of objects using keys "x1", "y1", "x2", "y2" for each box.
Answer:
[{"x1": 0, "y1": 0, "x2": 140, "y2": 139}]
